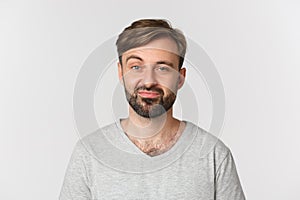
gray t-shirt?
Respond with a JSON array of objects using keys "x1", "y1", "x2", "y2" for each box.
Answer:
[{"x1": 60, "y1": 121, "x2": 245, "y2": 200}]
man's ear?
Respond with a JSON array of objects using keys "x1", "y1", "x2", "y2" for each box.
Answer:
[
  {"x1": 177, "y1": 67, "x2": 186, "y2": 89},
  {"x1": 118, "y1": 62, "x2": 124, "y2": 85}
]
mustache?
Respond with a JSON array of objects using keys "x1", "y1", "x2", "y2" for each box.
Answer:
[{"x1": 134, "y1": 86, "x2": 164, "y2": 95}]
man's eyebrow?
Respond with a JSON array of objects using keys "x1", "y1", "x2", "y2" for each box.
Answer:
[
  {"x1": 156, "y1": 61, "x2": 174, "y2": 68},
  {"x1": 126, "y1": 55, "x2": 143, "y2": 63},
  {"x1": 125, "y1": 55, "x2": 175, "y2": 68}
]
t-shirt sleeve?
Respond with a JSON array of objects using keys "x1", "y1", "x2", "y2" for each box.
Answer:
[
  {"x1": 215, "y1": 150, "x2": 246, "y2": 200},
  {"x1": 59, "y1": 141, "x2": 92, "y2": 200}
]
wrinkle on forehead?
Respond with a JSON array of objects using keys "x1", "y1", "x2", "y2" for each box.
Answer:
[{"x1": 123, "y1": 38, "x2": 180, "y2": 57}]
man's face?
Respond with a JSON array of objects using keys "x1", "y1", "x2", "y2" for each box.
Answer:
[{"x1": 118, "y1": 38, "x2": 186, "y2": 118}]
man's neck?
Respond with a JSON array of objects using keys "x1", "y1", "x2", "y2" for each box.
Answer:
[{"x1": 120, "y1": 108, "x2": 185, "y2": 156}]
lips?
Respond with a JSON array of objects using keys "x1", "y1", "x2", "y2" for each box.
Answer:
[{"x1": 138, "y1": 90, "x2": 160, "y2": 98}]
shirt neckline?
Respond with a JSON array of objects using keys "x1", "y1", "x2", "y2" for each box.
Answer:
[
  {"x1": 84, "y1": 119, "x2": 199, "y2": 173},
  {"x1": 114, "y1": 118, "x2": 195, "y2": 162}
]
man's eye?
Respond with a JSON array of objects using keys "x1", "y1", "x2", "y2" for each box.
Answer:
[
  {"x1": 157, "y1": 66, "x2": 170, "y2": 71},
  {"x1": 131, "y1": 65, "x2": 141, "y2": 70}
]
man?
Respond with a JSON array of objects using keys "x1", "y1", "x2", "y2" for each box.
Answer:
[{"x1": 60, "y1": 19, "x2": 246, "y2": 200}]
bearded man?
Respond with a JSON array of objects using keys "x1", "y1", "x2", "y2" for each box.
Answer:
[{"x1": 60, "y1": 19, "x2": 246, "y2": 200}]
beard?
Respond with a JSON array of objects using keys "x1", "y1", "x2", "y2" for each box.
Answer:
[{"x1": 124, "y1": 85, "x2": 177, "y2": 118}]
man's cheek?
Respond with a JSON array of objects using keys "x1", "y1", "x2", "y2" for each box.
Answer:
[
  {"x1": 125, "y1": 79, "x2": 139, "y2": 89},
  {"x1": 123, "y1": 82, "x2": 135, "y2": 92}
]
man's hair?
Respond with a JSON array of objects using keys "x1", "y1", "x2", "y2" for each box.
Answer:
[{"x1": 116, "y1": 19, "x2": 187, "y2": 69}]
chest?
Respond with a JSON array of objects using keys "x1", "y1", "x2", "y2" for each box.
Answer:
[{"x1": 89, "y1": 159, "x2": 216, "y2": 200}]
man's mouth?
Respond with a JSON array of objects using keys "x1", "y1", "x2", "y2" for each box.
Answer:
[{"x1": 138, "y1": 90, "x2": 161, "y2": 98}]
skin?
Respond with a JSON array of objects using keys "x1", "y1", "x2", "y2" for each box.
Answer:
[{"x1": 117, "y1": 37, "x2": 187, "y2": 156}]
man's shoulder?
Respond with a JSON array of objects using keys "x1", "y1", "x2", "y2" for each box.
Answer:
[
  {"x1": 81, "y1": 122, "x2": 117, "y2": 142},
  {"x1": 70, "y1": 122, "x2": 119, "y2": 160},
  {"x1": 71, "y1": 123, "x2": 116, "y2": 152},
  {"x1": 186, "y1": 121, "x2": 230, "y2": 159}
]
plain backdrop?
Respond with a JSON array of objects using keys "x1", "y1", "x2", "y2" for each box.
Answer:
[{"x1": 1, "y1": 0, "x2": 299, "y2": 199}]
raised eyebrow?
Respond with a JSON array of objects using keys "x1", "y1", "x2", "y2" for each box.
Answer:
[
  {"x1": 156, "y1": 61, "x2": 174, "y2": 68},
  {"x1": 126, "y1": 55, "x2": 143, "y2": 64}
]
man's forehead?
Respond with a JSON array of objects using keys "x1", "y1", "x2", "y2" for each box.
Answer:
[{"x1": 123, "y1": 38, "x2": 180, "y2": 57}]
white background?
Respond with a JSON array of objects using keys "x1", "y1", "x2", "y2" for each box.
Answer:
[{"x1": 1, "y1": 0, "x2": 300, "y2": 199}]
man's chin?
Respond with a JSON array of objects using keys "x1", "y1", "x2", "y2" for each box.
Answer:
[
  {"x1": 139, "y1": 97, "x2": 160, "y2": 104},
  {"x1": 134, "y1": 105, "x2": 167, "y2": 119}
]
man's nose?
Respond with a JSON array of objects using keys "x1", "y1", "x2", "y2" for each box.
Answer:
[{"x1": 142, "y1": 69, "x2": 158, "y2": 87}]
